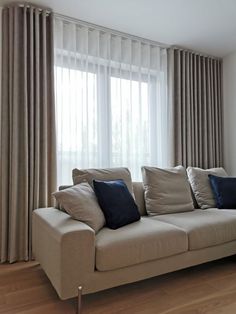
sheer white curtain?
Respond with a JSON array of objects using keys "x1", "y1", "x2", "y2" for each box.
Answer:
[{"x1": 54, "y1": 16, "x2": 170, "y2": 185}]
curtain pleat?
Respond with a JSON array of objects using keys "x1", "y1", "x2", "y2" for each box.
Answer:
[
  {"x1": 173, "y1": 48, "x2": 223, "y2": 168},
  {"x1": 0, "y1": 5, "x2": 56, "y2": 263}
]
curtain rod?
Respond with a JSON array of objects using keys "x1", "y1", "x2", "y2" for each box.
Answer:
[{"x1": 54, "y1": 13, "x2": 170, "y2": 49}]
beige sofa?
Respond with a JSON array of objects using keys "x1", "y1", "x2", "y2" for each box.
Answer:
[{"x1": 32, "y1": 182, "x2": 236, "y2": 301}]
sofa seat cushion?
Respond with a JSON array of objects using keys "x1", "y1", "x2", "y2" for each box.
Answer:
[
  {"x1": 219, "y1": 209, "x2": 236, "y2": 215},
  {"x1": 152, "y1": 209, "x2": 236, "y2": 250},
  {"x1": 95, "y1": 217, "x2": 188, "y2": 271}
]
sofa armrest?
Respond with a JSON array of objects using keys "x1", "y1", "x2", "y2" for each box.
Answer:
[{"x1": 32, "y1": 207, "x2": 95, "y2": 299}]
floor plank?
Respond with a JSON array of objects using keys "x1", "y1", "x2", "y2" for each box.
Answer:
[{"x1": 1, "y1": 257, "x2": 236, "y2": 313}]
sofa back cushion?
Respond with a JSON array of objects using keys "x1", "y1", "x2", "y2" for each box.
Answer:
[
  {"x1": 142, "y1": 165, "x2": 194, "y2": 215},
  {"x1": 187, "y1": 167, "x2": 228, "y2": 209},
  {"x1": 132, "y1": 182, "x2": 147, "y2": 215},
  {"x1": 72, "y1": 167, "x2": 133, "y2": 196}
]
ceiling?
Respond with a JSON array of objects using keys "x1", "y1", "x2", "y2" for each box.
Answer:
[{"x1": 2, "y1": 0, "x2": 236, "y2": 57}]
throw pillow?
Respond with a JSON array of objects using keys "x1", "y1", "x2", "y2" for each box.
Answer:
[
  {"x1": 187, "y1": 167, "x2": 227, "y2": 209},
  {"x1": 72, "y1": 167, "x2": 134, "y2": 196},
  {"x1": 55, "y1": 185, "x2": 73, "y2": 211},
  {"x1": 208, "y1": 175, "x2": 236, "y2": 209},
  {"x1": 142, "y1": 165, "x2": 194, "y2": 215},
  {"x1": 93, "y1": 179, "x2": 140, "y2": 229},
  {"x1": 52, "y1": 182, "x2": 105, "y2": 233}
]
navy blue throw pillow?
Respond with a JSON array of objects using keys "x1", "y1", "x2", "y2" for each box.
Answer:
[
  {"x1": 93, "y1": 179, "x2": 140, "y2": 229},
  {"x1": 208, "y1": 174, "x2": 236, "y2": 209}
]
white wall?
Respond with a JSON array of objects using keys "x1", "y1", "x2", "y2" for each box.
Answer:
[{"x1": 223, "y1": 51, "x2": 236, "y2": 175}]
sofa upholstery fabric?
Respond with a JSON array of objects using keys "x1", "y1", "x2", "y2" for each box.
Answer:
[
  {"x1": 72, "y1": 167, "x2": 133, "y2": 195},
  {"x1": 132, "y1": 182, "x2": 147, "y2": 215},
  {"x1": 187, "y1": 167, "x2": 227, "y2": 209},
  {"x1": 142, "y1": 166, "x2": 194, "y2": 215},
  {"x1": 52, "y1": 183, "x2": 105, "y2": 233},
  {"x1": 58, "y1": 182, "x2": 147, "y2": 216},
  {"x1": 154, "y1": 208, "x2": 236, "y2": 250},
  {"x1": 32, "y1": 208, "x2": 95, "y2": 299},
  {"x1": 95, "y1": 217, "x2": 188, "y2": 271},
  {"x1": 33, "y1": 182, "x2": 236, "y2": 300}
]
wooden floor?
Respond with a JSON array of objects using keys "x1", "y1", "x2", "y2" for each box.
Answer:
[{"x1": 1, "y1": 257, "x2": 236, "y2": 314}]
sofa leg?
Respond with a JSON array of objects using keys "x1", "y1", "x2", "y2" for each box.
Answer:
[{"x1": 77, "y1": 286, "x2": 82, "y2": 314}]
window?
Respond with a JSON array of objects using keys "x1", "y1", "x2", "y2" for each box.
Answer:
[
  {"x1": 110, "y1": 77, "x2": 149, "y2": 173},
  {"x1": 54, "y1": 18, "x2": 170, "y2": 185},
  {"x1": 55, "y1": 66, "x2": 99, "y2": 184}
]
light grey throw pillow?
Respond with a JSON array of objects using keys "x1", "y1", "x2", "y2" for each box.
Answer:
[
  {"x1": 142, "y1": 166, "x2": 194, "y2": 215},
  {"x1": 187, "y1": 167, "x2": 228, "y2": 209},
  {"x1": 72, "y1": 167, "x2": 134, "y2": 196},
  {"x1": 53, "y1": 182, "x2": 105, "y2": 233}
]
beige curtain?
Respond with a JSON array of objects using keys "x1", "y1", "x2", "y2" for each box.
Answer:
[
  {"x1": 0, "y1": 4, "x2": 57, "y2": 263},
  {"x1": 172, "y1": 48, "x2": 223, "y2": 168}
]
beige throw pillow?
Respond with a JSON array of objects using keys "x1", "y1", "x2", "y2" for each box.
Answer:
[
  {"x1": 72, "y1": 167, "x2": 134, "y2": 196},
  {"x1": 53, "y1": 182, "x2": 105, "y2": 233},
  {"x1": 142, "y1": 166, "x2": 194, "y2": 215},
  {"x1": 187, "y1": 167, "x2": 228, "y2": 209}
]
